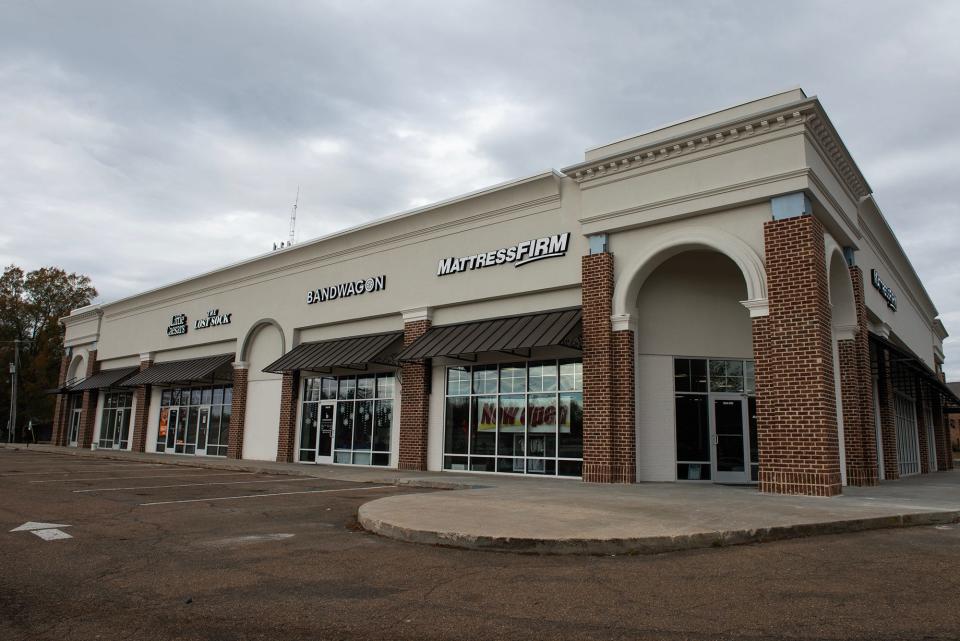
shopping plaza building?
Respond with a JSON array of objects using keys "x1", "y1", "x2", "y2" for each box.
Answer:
[{"x1": 51, "y1": 88, "x2": 958, "y2": 496}]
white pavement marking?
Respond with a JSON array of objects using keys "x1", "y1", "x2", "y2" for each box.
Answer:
[
  {"x1": 31, "y1": 472, "x2": 256, "y2": 484},
  {"x1": 139, "y1": 485, "x2": 393, "y2": 506},
  {"x1": 201, "y1": 533, "x2": 295, "y2": 546},
  {"x1": 73, "y1": 477, "x2": 322, "y2": 493},
  {"x1": 1, "y1": 465, "x2": 165, "y2": 476},
  {"x1": 31, "y1": 529, "x2": 72, "y2": 541},
  {"x1": 10, "y1": 521, "x2": 71, "y2": 532},
  {"x1": 10, "y1": 522, "x2": 73, "y2": 541}
]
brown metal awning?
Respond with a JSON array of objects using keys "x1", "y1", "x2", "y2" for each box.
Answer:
[
  {"x1": 67, "y1": 366, "x2": 139, "y2": 392},
  {"x1": 123, "y1": 354, "x2": 235, "y2": 386},
  {"x1": 870, "y1": 333, "x2": 960, "y2": 409},
  {"x1": 263, "y1": 332, "x2": 403, "y2": 374},
  {"x1": 397, "y1": 308, "x2": 582, "y2": 362}
]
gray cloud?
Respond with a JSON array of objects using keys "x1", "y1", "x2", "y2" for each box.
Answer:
[{"x1": 1, "y1": 0, "x2": 958, "y2": 376}]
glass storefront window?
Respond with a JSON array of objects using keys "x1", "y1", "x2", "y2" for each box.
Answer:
[
  {"x1": 443, "y1": 359, "x2": 582, "y2": 477},
  {"x1": 155, "y1": 384, "x2": 232, "y2": 457},
  {"x1": 299, "y1": 373, "x2": 395, "y2": 467},
  {"x1": 447, "y1": 367, "x2": 470, "y2": 396},
  {"x1": 98, "y1": 390, "x2": 134, "y2": 450}
]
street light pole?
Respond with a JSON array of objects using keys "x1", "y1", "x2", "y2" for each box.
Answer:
[{"x1": 8, "y1": 340, "x2": 18, "y2": 443}]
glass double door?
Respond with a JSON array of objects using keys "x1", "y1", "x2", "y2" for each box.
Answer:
[
  {"x1": 710, "y1": 394, "x2": 758, "y2": 483},
  {"x1": 101, "y1": 409, "x2": 130, "y2": 449},
  {"x1": 166, "y1": 406, "x2": 211, "y2": 455}
]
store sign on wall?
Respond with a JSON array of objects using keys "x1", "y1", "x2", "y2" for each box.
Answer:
[
  {"x1": 306, "y1": 275, "x2": 386, "y2": 305},
  {"x1": 871, "y1": 269, "x2": 897, "y2": 311},
  {"x1": 195, "y1": 308, "x2": 232, "y2": 330},
  {"x1": 166, "y1": 314, "x2": 188, "y2": 337},
  {"x1": 436, "y1": 232, "x2": 571, "y2": 277}
]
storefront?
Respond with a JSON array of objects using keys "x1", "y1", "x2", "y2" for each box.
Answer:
[
  {"x1": 156, "y1": 385, "x2": 232, "y2": 456},
  {"x1": 55, "y1": 87, "x2": 959, "y2": 496}
]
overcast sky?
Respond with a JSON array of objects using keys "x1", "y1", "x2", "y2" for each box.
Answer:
[{"x1": 1, "y1": 1, "x2": 958, "y2": 375}]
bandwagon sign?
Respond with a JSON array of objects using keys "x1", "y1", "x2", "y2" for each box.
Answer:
[
  {"x1": 307, "y1": 275, "x2": 386, "y2": 305},
  {"x1": 437, "y1": 233, "x2": 571, "y2": 277}
]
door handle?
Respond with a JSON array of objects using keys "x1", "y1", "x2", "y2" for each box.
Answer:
[{"x1": 712, "y1": 435, "x2": 718, "y2": 445}]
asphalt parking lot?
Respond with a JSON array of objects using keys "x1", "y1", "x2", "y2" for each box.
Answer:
[{"x1": 1, "y1": 449, "x2": 959, "y2": 641}]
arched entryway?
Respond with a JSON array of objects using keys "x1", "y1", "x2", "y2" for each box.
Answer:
[
  {"x1": 613, "y1": 227, "x2": 767, "y2": 484},
  {"x1": 239, "y1": 320, "x2": 285, "y2": 461},
  {"x1": 827, "y1": 246, "x2": 857, "y2": 486}
]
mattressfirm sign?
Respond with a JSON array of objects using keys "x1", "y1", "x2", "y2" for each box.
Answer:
[
  {"x1": 166, "y1": 314, "x2": 188, "y2": 337},
  {"x1": 307, "y1": 275, "x2": 386, "y2": 305},
  {"x1": 437, "y1": 232, "x2": 571, "y2": 277},
  {"x1": 871, "y1": 269, "x2": 897, "y2": 311}
]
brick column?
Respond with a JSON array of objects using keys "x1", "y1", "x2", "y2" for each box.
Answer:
[
  {"x1": 580, "y1": 249, "x2": 635, "y2": 484},
  {"x1": 130, "y1": 355, "x2": 154, "y2": 453},
  {"x1": 51, "y1": 352, "x2": 70, "y2": 446},
  {"x1": 916, "y1": 383, "x2": 930, "y2": 474},
  {"x1": 227, "y1": 363, "x2": 248, "y2": 459},
  {"x1": 938, "y1": 405, "x2": 954, "y2": 471},
  {"x1": 836, "y1": 266, "x2": 879, "y2": 486},
  {"x1": 755, "y1": 214, "x2": 842, "y2": 496},
  {"x1": 76, "y1": 351, "x2": 99, "y2": 449},
  {"x1": 611, "y1": 324, "x2": 636, "y2": 483},
  {"x1": 876, "y1": 349, "x2": 899, "y2": 480},
  {"x1": 581, "y1": 252, "x2": 614, "y2": 483},
  {"x1": 275, "y1": 371, "x2": 300, "y2": 463},
  {"x1": 398, "y1": 311, "x2": 431, "y2": 471}
]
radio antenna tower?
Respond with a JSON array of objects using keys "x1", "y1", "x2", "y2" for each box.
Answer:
[{"x1": 288, "y1": 185, "x2": 300, "y2": 246}]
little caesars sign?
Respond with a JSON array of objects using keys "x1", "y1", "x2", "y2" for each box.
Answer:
[
  {"x1": 306, "y1": 275, "x2": 386, "y2": 305},
  {"x1": 437, "y1": 232, "x2": 571, "y2": 277}
]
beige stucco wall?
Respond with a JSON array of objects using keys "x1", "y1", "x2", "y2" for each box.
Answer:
[
  {"x1": 89, "y1": 173, "x2": 583, "y2": 365},
  {"x1": 636, "y1": 354, "x2": 675, "y2": 482},
  {"x1": 243, "y1": 323, "x2": 284, "y2": 461},
  {"x1": 634, "y1": 250, "x2": 752, "y2": 358}
]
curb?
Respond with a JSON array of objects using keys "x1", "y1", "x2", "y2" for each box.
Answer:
[{"x1": 357, "y1": 504, "x2": 960, "y2": 555}]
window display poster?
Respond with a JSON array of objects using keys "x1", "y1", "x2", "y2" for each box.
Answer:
[{"x1": 158, "y1": 408, "x2": 169, "y2": 439}]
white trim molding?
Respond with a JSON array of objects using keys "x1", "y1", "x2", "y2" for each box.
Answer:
[
  {"x1": 402, "y1": 307, "x2": 434, "y2": 324},
  {"x1": 232, "y1": 361, "x2": 250, "y2": 370},
  {"x1": 834, "y1": 323, "x2": 859, "y2": 341},
  {"x1": 139, "y1": 352, "x2": 155, "y2": 363},
  {"x1": 740, "y1": 298, "x2": 770, "y2": 318},
  {"x1": 613, "y1": 226, "x2": 767, "y2": 318},
  {"x1": 611, "y1": 313, "x2": 637, "y2": 333}
]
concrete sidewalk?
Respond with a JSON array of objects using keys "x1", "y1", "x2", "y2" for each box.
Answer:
[{"x1": 6, "y1": 443, "x2": 959, "y2": 554}]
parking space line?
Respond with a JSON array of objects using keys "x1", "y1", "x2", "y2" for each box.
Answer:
[
  {"x1": 139, "y1": 485, "x2": 393, "y2": 506},
  {"x1": 73, "y1": 477, "x2": 323, "y2": 492},
  {"x1": 30, "y1": 472, "x2": 256, "y2": 483},
  {"x1": 1, "y1": 465, "x2": 166, "y2": 476}
]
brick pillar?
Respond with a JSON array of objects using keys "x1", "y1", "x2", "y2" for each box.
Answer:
[
  {"x1": 398, "y1": 315, "x2": 431, "y2": 471},
  {"x1": 611, "y1": 327, "x2": 636, "y2": 483},
  {"x1": 939, "y1": 407, "x2": 954, "y2": 471},
  {"x1": 130, "y1": 356, "x2": 154, "y2": 453},
  {"x1": 275, "y1": 371, "x2": 300, "y2": 463},
  {"x1": 876, "y1": 349, "x2": 899, "y2": 480},
  {"x1": 581, "y1": 251, "x2": 634, "y2": 484},
  {"x1": 755, "y1": 214, "x2": 842, "y2": 496},
  {"x1": 76, "y1": 351, "x2": 99, "y2": 449},
  {"x1": 51, "y1": 352, "x2": 70, "y2": 446},
  {"x1": 916, "y1": 383, "x2": 930, "y2": 474},
  {"x1": 836, "y1": 266, "x2": 879, "y2": 486},
  {"x1": 581, "y1": 253, "x2": 614, "y2": 483},
  {"x1": 227, "y1": 363, "x2": 248, "y2": 459}
]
